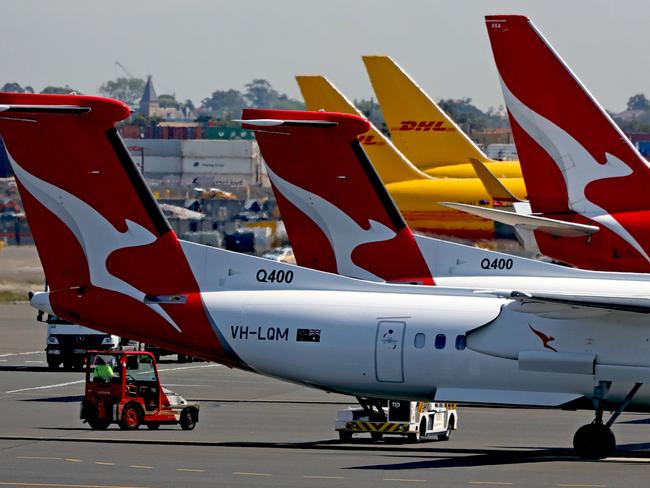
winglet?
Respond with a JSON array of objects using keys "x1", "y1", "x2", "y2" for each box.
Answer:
[{"x1": 469, "y1": 158, "x2": 521, "y2": 205}]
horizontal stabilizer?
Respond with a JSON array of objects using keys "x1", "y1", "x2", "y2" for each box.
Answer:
[
  {"x1": 235, "y1": 118, "x2": 338, "y2": 129},
  {"x1": 440, "y1": 202, "x2": 599, "y2": 237},
  {"x1": 0, "y1": 104, "x2": 90, "y2": 115}
]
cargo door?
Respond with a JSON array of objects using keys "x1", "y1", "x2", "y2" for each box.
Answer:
[{"x1": 375, "y1": 321, "x2": 405, "y2": 382}]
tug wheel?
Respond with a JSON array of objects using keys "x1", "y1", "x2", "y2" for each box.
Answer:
[
  {"x1": 120, "y1": 404, "x2": 142, "y2": 430},
  {"x1": 180, "y1": 407, "x2": 197, "y2": 430}
]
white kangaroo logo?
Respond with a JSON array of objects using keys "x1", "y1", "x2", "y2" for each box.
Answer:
[
  {"x1": 4, "y1": 140, "x2": 182, "y2": 332},
  {"x1": 266, "y1": 165, "x2": 396, "y2": 281},
  {"x1": 500, "y1": 78, "x2": 650, "y2": 263}
]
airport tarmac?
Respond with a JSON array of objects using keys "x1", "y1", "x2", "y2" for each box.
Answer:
[{"x1": 1, "y1": 302, "x2": 650, "y2": 488}]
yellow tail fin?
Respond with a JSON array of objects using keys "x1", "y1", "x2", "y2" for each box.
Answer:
[
  {"x1": 296, "y1": 75, "x2": 429, "y2": 184},
  {"x1": 362, "y1": 55, "x2": 489, "y2": 169}
]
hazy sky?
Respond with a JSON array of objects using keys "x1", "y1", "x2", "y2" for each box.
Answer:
[{"x1": 3, "y1": 0, "x2": 648, "y2": 111}]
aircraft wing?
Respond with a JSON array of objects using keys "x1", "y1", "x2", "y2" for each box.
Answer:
[
  {"x1": 440, "y1": 202, "x2": 599, "y2": 237},
  {"x1": 480, "y1": 289, "x2": 650, "y2": 315}
]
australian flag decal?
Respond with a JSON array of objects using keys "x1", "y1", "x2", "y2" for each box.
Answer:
[{"x1": 297, "y1": 328, "x2": 321, "y2": 342}]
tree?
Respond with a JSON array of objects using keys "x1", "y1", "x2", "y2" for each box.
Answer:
[
  {"x1": 1, "y1": 82, "x2": 34, "y2": 93},
  {"x1": 40, "y1": 85, "x2": 78, "y2": 94},
  {"x1": 201, "y1": 89, "x2": 247, "y2": 118},
  {"x1": 626, "y1": 94, "x2": 650, "y2": 111},
  {"x1": 437, "y1": 97, "x2": 509, "y2": 131},
  {"x1": 183, "y1": 99, "x2": 195, "y2": 112},
  {"x1": 99, "y1": 77, "x2": 146, "y2": 106},
  {"x1": 270, "y1": 94, "x2": 305, "y2": 111},
  {"x1": 158, "y1": 94, "x2": 180, "y2": 109},
  {"x1": 244, "y1": 79, "x2": 279, "y2": 107}
]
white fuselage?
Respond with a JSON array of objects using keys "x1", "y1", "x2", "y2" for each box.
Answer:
[{"x1": 201, "y1": 288, "x2": 650, "y2": 411}]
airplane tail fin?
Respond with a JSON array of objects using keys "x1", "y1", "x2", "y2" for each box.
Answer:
[
  {"x1": 295, "y1": 75, "x2": 430, "y2": 184},
  {"x1": 241, "y1": 108, "x2": 435, "y2": 285},
  {"x1": 0, "y1": 93, "x2": 228, "y2": 362},
  {"x1": 485, "y1": 15, "x2": 650, "y2": 215},
  {"x1": 362, "y1": 55, "x2": 489, "y2": 170}
]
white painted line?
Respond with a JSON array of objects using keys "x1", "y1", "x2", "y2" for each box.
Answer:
[
  {"x1": 4, "y1": 379, "x2": 84, "y2": 394},
  {"x1": 16, "y1": 456, "x2": 62, "y2": 461},
  {"x1": 129, "y1": 465, "x2": 153, "y2": 469},
  {"x1": 94, "y1": 461, "x2": 115, "y2": 466},
  {"x1": 24, "y1": 361, "x2": 45, "y2": 364},
  {"x1": 0, "y1": 351, "x2": 43, "y2": 358},
  {"x1": 157, "y1": 364, "x2": 220, "y2": 373},
  {"x1": 176, "y1": 468, "x2": 205, "y2": 473},
  {"x1": 469, "y1": 483, "x2": 513, "y2": 486},
  {"x1": 65, "y1": 458, "x2": 83, "y2": 463},
  {"x1": 0, "y1": 482, "x2": 150, "y2": 488},
  {"x1": 233, "y1": 472, "x2": 272, "y2": 476},
  {"x1": 383, "y1": 479, "x2": 426, "y2": 483},
  {"x1": 304, "y1": 476, "x2": 345, "y2": 479}
]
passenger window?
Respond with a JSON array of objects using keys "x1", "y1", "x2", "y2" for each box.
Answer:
[
  {"x1": 414, "y1": 333, "x2": 426, "y2": 348},
  {"x1": 455, "y1": 334, "x2": 466, "y2": 350},
  {"x1": 435, "y1": 334, "x2": 446, "y2": 350}
]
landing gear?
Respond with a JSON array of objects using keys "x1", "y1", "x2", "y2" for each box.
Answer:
[
  {"x1": 573, "y1": 423, "x2": 615, "y2": 459},
  {"x1": 573, "y1": 381, "x2": 642, "y2": 459}
]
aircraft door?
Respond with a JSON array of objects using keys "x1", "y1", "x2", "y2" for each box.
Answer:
[{"x1": 375, "y1": 321, "x2": 405, "y2": 382}]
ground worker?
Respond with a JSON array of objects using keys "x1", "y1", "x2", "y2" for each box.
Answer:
[{"x1": 93, "y1": 357, "x2": 115, "y2": 382}]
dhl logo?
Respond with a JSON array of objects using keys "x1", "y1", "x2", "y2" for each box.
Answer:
[
  {"x1": 393, "y1": 121, "x2": 454, "y2": 132},
  {"x1": 358, "y1": 134, "x2": 387, "y2": 146}
]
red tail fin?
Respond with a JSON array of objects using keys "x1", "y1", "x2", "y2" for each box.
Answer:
[
  {"x1": 486, "y1": 15, "x2": 650, "y2": 215},
  {"x1": 242, "y1": 109, "x2": 435, "y2": 285},
  {"x1": 0, "y1": 93, "x2": 229, "y2": 362}
]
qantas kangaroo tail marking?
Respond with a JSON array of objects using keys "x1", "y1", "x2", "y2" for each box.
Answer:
[
  {"x1": 486, "y1": 15, "x2": 650, "y2": 264},
  {"x1": 242, "y1": 109, "x2": 436, "y2": 285},
  {"x1": 0, "y1": 93, "x2": 230, "y2": 361}
]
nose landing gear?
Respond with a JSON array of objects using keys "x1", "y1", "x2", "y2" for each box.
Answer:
[{"x1": 573, "y1": 381, "x2": 642, "y2": 459}]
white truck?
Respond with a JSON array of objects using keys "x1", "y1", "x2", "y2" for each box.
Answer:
[
  {"x1": 41, "y1": 313, "x2": 121, "y2": 370},
  {"x1": 335, "y1": 397, "x2": 457, "y2": 443}
]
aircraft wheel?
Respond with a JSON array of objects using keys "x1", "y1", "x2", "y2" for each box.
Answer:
[{"x1": 573, "y1": 423, "x2": 616, "y2": 459}]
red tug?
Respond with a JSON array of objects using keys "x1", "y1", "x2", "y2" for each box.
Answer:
[{"x1": 81, "y1": 350, "x2": 199, "y2": 430}]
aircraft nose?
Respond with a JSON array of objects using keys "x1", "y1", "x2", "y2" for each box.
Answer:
[{"x1": 30, "y1": 291, "x2": 53, "y2": 315}]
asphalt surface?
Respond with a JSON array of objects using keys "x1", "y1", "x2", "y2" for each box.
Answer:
[{"x1": 1, "y1": 302, "x2": 650, "y2": 488}]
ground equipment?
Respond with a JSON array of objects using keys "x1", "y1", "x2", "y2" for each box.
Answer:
[
  {"x1": 335, "y1": 398, "x2": 457, "y2": 442},
  {"x1": 80, "y1": 350, "x2": 199, "y2": 430}
]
